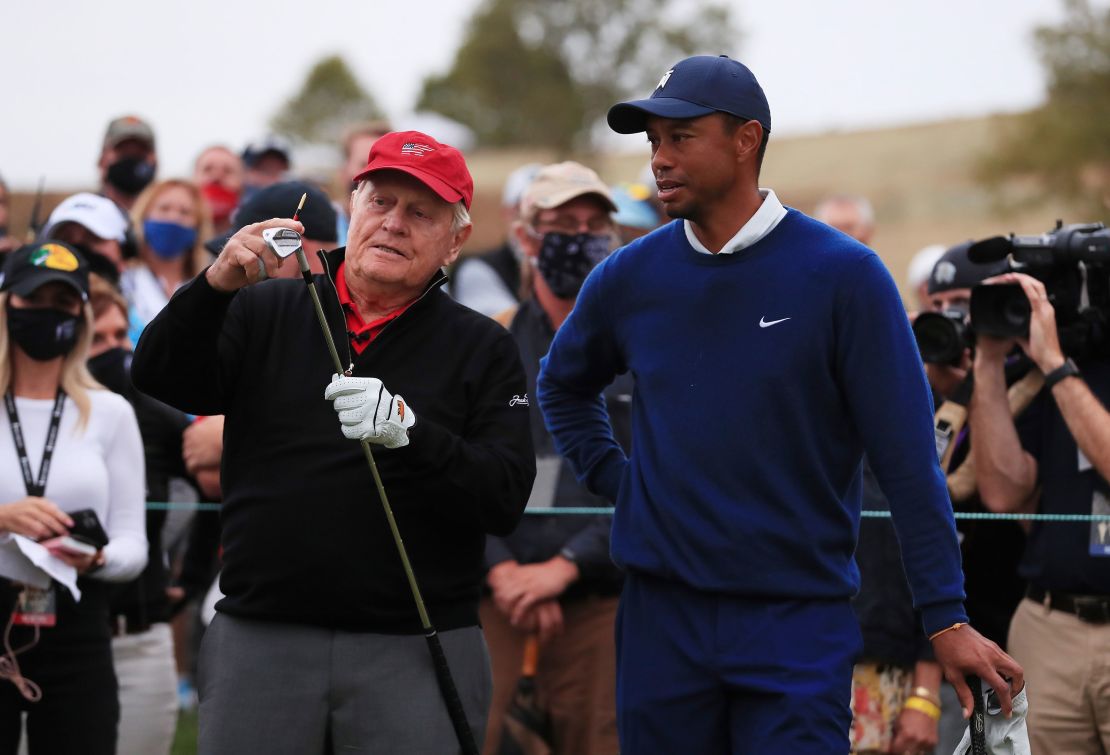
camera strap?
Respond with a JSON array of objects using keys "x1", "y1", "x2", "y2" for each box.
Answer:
[
  {"x1": 935, "y1": 374, "x2": 974, "y2": 472},
  {"x1": 3, "y1": 390, "x2": 66, "y2": 498}
]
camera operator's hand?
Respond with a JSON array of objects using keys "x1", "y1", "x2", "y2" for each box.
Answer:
[
  {"x1": 973, "y1": 332, "x2": 1014, "y2": 370},
  {"x1": 980, "y1": 273, "x2": 1066, "y2": 373},
  {"x1": 926, "y1": 351, "x2": 971, "y2": 399},
  {"x1": 206, "y1": 218, "x2": 303, "y2": 293}
]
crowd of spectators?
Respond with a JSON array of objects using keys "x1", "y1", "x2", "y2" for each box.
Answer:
[{"x1": 0, "y1": 102, "x2": 1103, "y2": 755}]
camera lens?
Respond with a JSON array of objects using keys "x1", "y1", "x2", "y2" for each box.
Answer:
[
  {"x1": 1002, "y1": 295, "x2": 1031, "y2": 329},
  {"x1": 913, "y1": 312, "x2": 967, "y2": 365},
  {"x1": 970, "y1": 283, "x2": 1031, "y2": 339}
]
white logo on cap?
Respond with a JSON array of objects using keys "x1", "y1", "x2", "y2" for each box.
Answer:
[
  {"x1": 656, "y1": 69, "x2": 674, "y2": 90},
  {"x1": 401, "y1": 143, "x2": 435, "y2": 157},
  {"x1": 934, "y1": 261, "x2": 957, "y2": 286}
]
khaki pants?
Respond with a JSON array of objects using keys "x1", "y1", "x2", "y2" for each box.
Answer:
[
  {"x1": 1008, "y1": 597, "x2": 1110, "y2": 754},
  {"x1": 481, "y1": 595, "x2": 619, "y2": 755},
  {"x1": 113, "y1": 623, "x2": 178, "y2": 755}
]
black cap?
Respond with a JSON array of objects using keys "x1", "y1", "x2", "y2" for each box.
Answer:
[
  {"x1": 242, "y1": 135, "x2": 292, "y2": 168},
  {"x1": 608, "y1": 55, "x2": 771, "y2": 135},
  {"x1": 205, "y1": 181, "x2": 338, "y2": 254},
  {"x1": 0, "y1": 242, "x2": 90, "y2": 300},
  {"x1": 927, "y1": 241, "x2": 1009, "y2": 295}
]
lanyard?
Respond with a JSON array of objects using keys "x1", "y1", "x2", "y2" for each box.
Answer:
[{"x1": 4, "y1": 390, "x2": 66, "y2": 498}]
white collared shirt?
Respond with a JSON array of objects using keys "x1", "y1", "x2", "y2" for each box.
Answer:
[{"x1": 684, "y1": 188, "x2": 787, "y2": 255}]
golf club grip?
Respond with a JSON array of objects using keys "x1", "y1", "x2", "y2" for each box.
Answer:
[
  {"x1": 426, "y1": 630, "x2": 479, "y2": 755},
  {"x1": 967, "y1": 675, "x2": 987, "y2": 755}
]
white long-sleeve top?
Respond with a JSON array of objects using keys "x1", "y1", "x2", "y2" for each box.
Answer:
[{"x1": 0, "y1": 389, "x2": 147, "y2": 582}]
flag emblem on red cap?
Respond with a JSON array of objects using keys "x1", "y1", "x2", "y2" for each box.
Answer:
[{"x1": 401, "y1": 142, "x2": 435, "y2": 157}]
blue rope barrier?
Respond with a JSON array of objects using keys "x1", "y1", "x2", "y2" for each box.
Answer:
[{"x1": 143, "y1": 502, "x2": 1110, "y2": 522}]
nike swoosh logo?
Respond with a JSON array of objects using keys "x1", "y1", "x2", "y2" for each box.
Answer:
[{"x1": 759, "y1": 316, "x2": 791, "y2": 328}]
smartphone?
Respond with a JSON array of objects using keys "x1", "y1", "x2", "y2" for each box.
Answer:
[
  {"x1": 40, "y1": 535, "x2": 99, "y2": 557},
  {"x1": 67, "y1": 509, "x2": 109, "y2": 549}
]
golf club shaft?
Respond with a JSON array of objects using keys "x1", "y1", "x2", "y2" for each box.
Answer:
[
  {"x1": 967, "y1": 675, "x2": 987, "y2": 755},
  {"x1": 294, "y1": 249, "x2": 477, "y2": 754}
]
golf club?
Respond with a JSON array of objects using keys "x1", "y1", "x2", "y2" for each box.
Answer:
[
  {"x1": 967, "y1": 675, "x2": 988, "y2": 755},
  {"x1": 264, "y1": 199, "x2": 479, "y2": 755}
]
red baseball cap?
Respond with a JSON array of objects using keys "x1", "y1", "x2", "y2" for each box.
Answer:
[{"x1": 353, "y1": 131, "x2": 474, "y2": 210}]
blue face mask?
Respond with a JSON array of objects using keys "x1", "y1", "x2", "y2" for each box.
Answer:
[{"x1": 143, "y1": 220, "x2": 197, "y2": 260}]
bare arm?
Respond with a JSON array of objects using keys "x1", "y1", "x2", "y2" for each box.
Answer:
[
  {"x1": 969, "y1": 346, "x2": 1038, "y2": 514},
  {"x1": 1050, "y1": 372, "x2": 1110, "y2": 482},
  {"x1": 891, "y1": 661, "x2": 943, "y2": 754}
]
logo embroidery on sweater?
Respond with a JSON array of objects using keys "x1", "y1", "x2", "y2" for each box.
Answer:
[
  {"x1": 509, "y1": 394, "x2": 529, "y2": 407},
  {"x1": 759, "y1": 316, "x2": 791, "y2": 328}
]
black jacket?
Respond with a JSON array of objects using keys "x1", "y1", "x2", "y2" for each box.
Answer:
[
  {"x1": 485, "y1": 299, "x2": 629, "y2": 599},
  {"x1": 852, "y1": 461, "x2": 933, "y2": 668},
  {"x1": 131, "y1": 248, "x2": 536, "y2": 633}
]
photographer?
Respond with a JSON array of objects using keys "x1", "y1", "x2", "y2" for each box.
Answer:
[
  {"x1": 915, "y1": 244, "x2": 1029, "y2": 753},
  {"x1": 971, "y1": 271, "x2": 1110, "y2": 753}
]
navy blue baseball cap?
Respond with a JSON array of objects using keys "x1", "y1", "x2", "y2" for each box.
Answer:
[{"x1": 607, "y1": 55, "x2": 771, "y2": 135}]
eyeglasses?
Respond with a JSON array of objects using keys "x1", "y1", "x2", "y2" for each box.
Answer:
[{"x1": 532, "y1": 214, "x2": 616, "y2": 236}]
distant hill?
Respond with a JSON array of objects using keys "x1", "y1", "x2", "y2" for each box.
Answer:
[{"x1": 463, "y1": 113, "x2": 1096, "y2": 302}]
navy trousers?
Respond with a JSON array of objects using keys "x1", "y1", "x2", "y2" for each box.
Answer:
[{"x1": 616, "y1": 573, "x2": 861, "y2": 755}]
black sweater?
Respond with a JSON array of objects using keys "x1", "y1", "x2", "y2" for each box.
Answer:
[{"x1": 131, "y1": 248, "x2": 536, "y2": 633}]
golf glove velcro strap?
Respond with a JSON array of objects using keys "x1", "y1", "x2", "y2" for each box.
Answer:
[{"x1": 324, "y1": 374, "x2": 416, "y2": 448}]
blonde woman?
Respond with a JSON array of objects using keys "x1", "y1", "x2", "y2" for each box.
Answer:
[
  {"x1": 0, "y1": 242, "x2": 146, "y2": 754},
  {"x1": 122, "y1": 179, "x2": 213, "y2": 342}
]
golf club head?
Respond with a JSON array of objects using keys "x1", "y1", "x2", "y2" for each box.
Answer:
[{"x1": 262, "y1": 227, "x2": 303, "y2": 259}]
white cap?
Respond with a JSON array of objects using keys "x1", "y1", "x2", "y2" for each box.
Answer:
[
  {"x1": 501, "y1": 163, "x2": 542, "y2": 210},
  {"x1": 907, "y1": 244, "x2": 947, "y2": 290},
  {"x1": 41, "y1": 193, "x2": 128, "y2": 243}
]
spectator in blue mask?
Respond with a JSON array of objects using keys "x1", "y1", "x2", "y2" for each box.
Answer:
[{"x1": 121, "y1": 180, "x2": 213, "y2": 344}]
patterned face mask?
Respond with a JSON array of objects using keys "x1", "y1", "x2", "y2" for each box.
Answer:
[{"x1": 533, "y1": 232, "x2": 613, "y2": 299}]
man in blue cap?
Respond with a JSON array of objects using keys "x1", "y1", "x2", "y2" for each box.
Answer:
[{"x1": 537, "y1": 55, "x2": 1023, "y2": 753}]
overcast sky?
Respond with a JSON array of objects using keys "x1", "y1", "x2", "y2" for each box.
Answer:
[{"x1": 0, "y1": 0, "x2": 1075, "y2": 189}]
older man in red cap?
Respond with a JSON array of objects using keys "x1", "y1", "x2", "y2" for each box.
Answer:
[{"x1": 132, "y1": 131, "x2": 536, "y2": 754}]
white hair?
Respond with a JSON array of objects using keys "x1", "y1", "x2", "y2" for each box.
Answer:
[
  {"x1": 907, "y1": 244, "x2": 948, "y2": 290},
  {"x1": 813, "y1": 194, "x2": 875, "y2": 229},
  {"x1": 451, "y1": 200, "x2": 471, "y2": 233},
  {"x1": 356, "y1": 179, "x2": 471, "y2": 233}
]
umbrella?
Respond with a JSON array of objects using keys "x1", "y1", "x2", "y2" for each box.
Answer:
[{"x1": 498, "y1": 635, "x2": 553, "y2": 755}]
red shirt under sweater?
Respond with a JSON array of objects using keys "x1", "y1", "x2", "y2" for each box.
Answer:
[{"x1": 335, "y1": 262, "x2": 412, "y2": 354}]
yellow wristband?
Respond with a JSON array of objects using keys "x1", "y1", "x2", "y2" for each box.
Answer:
[
  {"x1": 903, "y1": 695, "x2": 942, "y2": 722},
  {"x1": 928, "y1": 621, "x2": 967, "y2": 641}
]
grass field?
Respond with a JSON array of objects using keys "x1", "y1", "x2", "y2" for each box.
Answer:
[
  {"x1": 7, "y1": 112, "x2": 1095, "y2": 306},
  {"x1": 172, "y1": 710, "x2": 198, "y2": 755}
]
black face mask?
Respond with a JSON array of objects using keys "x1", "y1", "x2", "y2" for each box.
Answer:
[
  {"x1": 6, "y1": 306, "x2": 81, "y2": 362},
  {"x1": 87, "y1": 347, "x2": 132, "y2": 396},
  {"x1": 535, "y1": 232, "x2": 612, "y2": 299},
  {"x1": 105, "y1": 156, "x2": 156, "y2": 196}
]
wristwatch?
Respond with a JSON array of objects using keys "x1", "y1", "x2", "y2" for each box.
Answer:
[{"x1": 1044, "y1": 358, "x2": 1081, "y2": 391}]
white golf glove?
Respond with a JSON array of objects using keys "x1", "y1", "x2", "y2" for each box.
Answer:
[
  {"x1": 953, "y1": 684, "x2": 1030, "y2": 755},
  {"x1": 324, "y1": 374, "x2": 416, "y2": 448}
]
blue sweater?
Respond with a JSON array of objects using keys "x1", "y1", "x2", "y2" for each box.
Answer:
[{"x1": 537, "y1": 212, "x2": 967, "y2": 635}]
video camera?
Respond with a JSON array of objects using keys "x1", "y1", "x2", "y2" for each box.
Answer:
[
  {"x1": 968, "y1": 221, "x2": 1110, "y2": 358},
  {"x1": 913, "y1": 222, "x2": 1110, "y2": 364}
]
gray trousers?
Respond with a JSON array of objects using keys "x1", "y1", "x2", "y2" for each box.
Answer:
[{"x1": 198, "y1": 613, "x2": 491, "y2": 754}]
